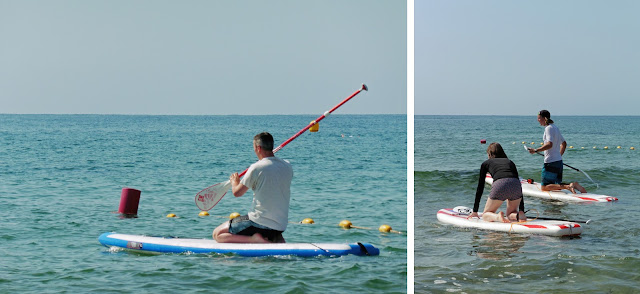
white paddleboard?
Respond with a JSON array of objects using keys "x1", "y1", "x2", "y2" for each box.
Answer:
[
  {"x1": 99, "y1": 232, "x2": 379, "y2": 257},
  {"x1": 485, "y1": 174, "x2": 618, "y2": 203},
  {"x1": 437, "y1": 208, "x2": 582, "y2": 237}
]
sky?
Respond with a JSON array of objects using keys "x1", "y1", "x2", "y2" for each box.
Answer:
[
  {"x1": 416, "y1": 0, "x2": 640, "y2": 115},
  {"x1": 0, "y1": 1, "x2": 406, "y2": 115}
]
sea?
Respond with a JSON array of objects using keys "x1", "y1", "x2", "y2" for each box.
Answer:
[
  {"x1": 414, "y1": 115, "x2": 640, "y2": 293},
  {"x1": 0, "y1": 114, "x2": 407, "y2": 293}
]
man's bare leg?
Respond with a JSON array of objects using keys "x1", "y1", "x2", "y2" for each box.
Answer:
[
  {"x1": 213, "y1": 221, "x2": 269, "y2": 243},
  {"x1": 541, "y1": 183, "x2": 576, "y2": 194},
  {"x1": 570, "y1": 182, "x2": 587, "y2": 193}
]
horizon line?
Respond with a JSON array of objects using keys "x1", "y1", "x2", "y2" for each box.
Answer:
[
  {"x1": 415, "y1": 113, "x2": 640, "y2": 117},
  {"x1": 0, "y1": 112, "x2": 406, "y2": 116}
]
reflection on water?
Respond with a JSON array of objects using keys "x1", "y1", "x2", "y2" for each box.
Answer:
[{"x1": 468, "y1": 232, "x2": 528, "y2": 260}]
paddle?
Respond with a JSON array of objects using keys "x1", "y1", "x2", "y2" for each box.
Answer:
[
  {"x1": 529, "y1": 216, "x2": 591, "y2": 224},
  {"x1": 524, "y1": 145, "x2": 598, "y2": 187},
  {"x1": 195, "y1": 84, "x2": 368, "y2": 211},
  {"x1": 521, "y1": 209, "x2": 592, "y2": 224}
]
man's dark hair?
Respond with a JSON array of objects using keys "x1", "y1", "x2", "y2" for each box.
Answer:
[{"x1": 254, "y1": 132, "x2": 274, "y2": 151}]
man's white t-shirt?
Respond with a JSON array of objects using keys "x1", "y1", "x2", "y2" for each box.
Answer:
[
  {"x1": 543, "y1": 123, "x2": 565, "y2": 163},
  {"x1": 241, "y1": 156, "x2": 293, "y2": 231}
]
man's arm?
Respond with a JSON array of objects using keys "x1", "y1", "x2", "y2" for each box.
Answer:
[
  {"x1": 230, "y1": 173, "x2": 249, "y2": 197},
  {"x1": 530, "y1": 141, "x2": 552, "y2": 153}
]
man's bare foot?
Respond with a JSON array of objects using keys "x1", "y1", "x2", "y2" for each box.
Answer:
[
  {"x1": 250, "y1": 233, "x2": 270, "y2": 243},
  {"x1": 571, "y1": 182, "x2": 587, "y2": 193}
]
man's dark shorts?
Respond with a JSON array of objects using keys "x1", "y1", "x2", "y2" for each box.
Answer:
[
  {"x1": 542, "y1": 160, "x2": 563, "y2": 186},
  {"x1": 229, "y1": 215, "x2": 283, "y2": 242}
]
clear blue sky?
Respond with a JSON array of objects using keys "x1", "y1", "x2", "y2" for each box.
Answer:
[
  {"x1": 1, "y1": 1, "x2": 406, "y2": 115},
  {"x1": 415, "y1": 0, "x2": 640, "y2": 115}
]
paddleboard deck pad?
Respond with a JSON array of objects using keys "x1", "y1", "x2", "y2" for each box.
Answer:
[
  {"x1": 485, "y1": 174, "x2": 618, "y2": 202},
  {"x1": 437, "y1": 208, "x2": 582, "y2": 236},
  {"x1": 99, "y1": 232, "x2": 379, "y2": 257}
]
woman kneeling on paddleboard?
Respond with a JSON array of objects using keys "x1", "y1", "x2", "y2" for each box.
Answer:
[{"x1": 468, "y1": 142, "x2": 526, "y2": 223}]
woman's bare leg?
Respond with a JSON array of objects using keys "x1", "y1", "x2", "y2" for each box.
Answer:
[
  {"x1": 506, "y1": 198, "x2": 522, "y2": 221},
  {"x1": 481, "y1": 198, "x2": 510, "y2": 223}
]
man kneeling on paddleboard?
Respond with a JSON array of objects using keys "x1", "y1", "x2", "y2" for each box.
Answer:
[
  {"x1": 213, "y1": 132, "x2": 293, "y2": 243},
  {"x1": 528, "y1": 110, "x2": 587, "y2": 194},
  {"x1": 469, "y1": 143, "x2": 526, "y2": 223}
]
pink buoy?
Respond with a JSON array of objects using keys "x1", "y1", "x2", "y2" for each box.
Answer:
[
  {"x1": 118, "y1": 188, "x2": 141, "y2": 216},
  {"x1": 480, "y1": 139, "x2": 486, "y2": 144}
]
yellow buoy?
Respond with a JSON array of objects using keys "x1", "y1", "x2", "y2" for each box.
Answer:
[
  {"x1": 593, "y1": 146, "x2": 597, "y2": 149},
  {"x1": 531, "y1": 142, "x2": 535, "y2": 145},
  {"x1": 604, "y1": 146, "x2": 609, "y2": 149},
  {"x1": 617, "y1": 146, "x2": 622, "y2": 149},
  {"x1": 309, "y1": 121, "x2": 319, "y2": 132},
  {"x1": 379, "y1": 224, "x2": 392, "y2": 233},
  {"x1": 167, "y1": 213, "x2": 177, "y2": 218},
  {"x1": 199, "y1": 211, "x2": 210, "y2": 216},
  {"x1": 569, "y1": 146, "x2": 574, "y2": 149},
  {"x1": 522, "y1": 141, "x2": 526, "y2": 144},
  {"x1": 631, "y1": 147, "x2": 636, "y2": 150},
  {"x1": 301, "y1": 218, "x2": 314, "y2": 224},
  {"x1": 229, "y1": 212, "x2": 241, "y2": 219},
  {"x1": 339, "y1": 220, "x2": 352, "y2": 229}
]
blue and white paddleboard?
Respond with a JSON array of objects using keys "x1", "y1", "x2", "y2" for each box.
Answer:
[{"x1": 99, "y1": 232, "x2": 379, "y2": 257}]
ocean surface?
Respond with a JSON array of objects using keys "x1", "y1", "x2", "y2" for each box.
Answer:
[
  {"x1": 0, "y1": 114, "x2": 407, "y2": 293},
  {"x1": 414, "y1": 115, "x2": 640, "y2": 293}
]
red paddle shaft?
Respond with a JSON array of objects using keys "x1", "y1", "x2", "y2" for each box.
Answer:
[{"x1": 237, "y1": 84, "x2": 368, "y2": 177}]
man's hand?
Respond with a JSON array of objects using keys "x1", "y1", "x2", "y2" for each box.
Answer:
[
  {"x1": 229, "y1": 172, "x2": 240, "y2": 186},
  {"x1": 229, "y1": 173, "x2": 249, "y2": 197}
]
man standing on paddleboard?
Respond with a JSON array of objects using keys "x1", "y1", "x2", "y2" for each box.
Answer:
[
  {"x1": 213, "y1": 132, "x2": 293, "y2": 243},
  {"x1": 528, "y1": 110, "x2": 587, "y2": 194}
]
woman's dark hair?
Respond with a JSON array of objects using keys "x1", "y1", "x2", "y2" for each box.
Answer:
[{"x1": 487, "y1": 142, "x2": 508, "y2": 159}]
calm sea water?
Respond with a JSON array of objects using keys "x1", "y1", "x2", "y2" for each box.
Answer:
[
  {"x1": 414, "y1": 115, "x2": 640, "y2": 293},
  {"x1": 0, "y1": 114, "x2": 407, "y2": 293}
]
